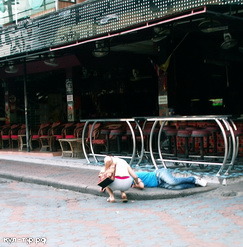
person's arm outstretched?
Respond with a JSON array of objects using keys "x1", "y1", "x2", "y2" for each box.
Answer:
[{"x1": 127, "y1": 166, "x2": 144, "y2": 189}]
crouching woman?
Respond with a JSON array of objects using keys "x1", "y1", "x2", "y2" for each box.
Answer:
[{"x1": 99, "y1": 156, "x2": 143, "y2": 203}]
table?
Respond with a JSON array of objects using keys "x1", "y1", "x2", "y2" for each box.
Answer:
[{"x1": 58, "y1": 138, "x2": 83, "y2": 158}]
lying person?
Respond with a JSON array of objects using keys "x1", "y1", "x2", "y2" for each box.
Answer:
[{"x1": 132, "y1": 168, "x2": 207, "y2": 190}]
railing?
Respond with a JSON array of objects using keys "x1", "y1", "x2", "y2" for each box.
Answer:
[
  {"x1": 80, "y1": 118, "x2": 144, "y2": 165},
  {"x1": 146, "y1": 115, "x2": 238, "y2": 176},
  {"x1": 80, "y1": 115, "x2": 241, "y2": 176}
]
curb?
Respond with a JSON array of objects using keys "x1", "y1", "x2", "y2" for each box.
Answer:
[{"x1": 0, "y1": 172, "x2": 218, "y2": 200}]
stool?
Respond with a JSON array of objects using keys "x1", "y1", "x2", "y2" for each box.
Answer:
[
  {"x1": 185, "y1": 127, "x2": 198, "y2": 153},
  {"x1": 143, "y1": 127, "x2": 159, "y2": 151},
  {"x1": 100, "y1": 129, "x2": 110, "y2": 152},
  {"x1": 206, "y1": 126, "x2": 220, "y2": 154},
  {"x1": 124, "y1": 128, "x2": 140, "y2": 153},
  {"x1": 191, "y1": 129, "x2": 210, "y2": 159},
  {"x1": 164, "y1": 128, "x2": 177, "y2": 156},
  {"x1": 177, "y1": 130, "x2": 192, "y2": 158},
  {"x1": 109, "y1": 129, "x2": 125, "y2": 153}
]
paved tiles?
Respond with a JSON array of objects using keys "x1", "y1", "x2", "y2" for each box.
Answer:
[
  {"x1": 0, "y1": 154, "x2": 218, "y2": 201},
  {"x1": 0, "y1": 151, "x2": 242, "y2": 200},
  {"x1": 0, "y1": 178, "x2": 242, "y2": 247}
]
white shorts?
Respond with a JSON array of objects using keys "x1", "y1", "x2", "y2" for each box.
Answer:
[{"x1": 108, "y1": 176, "x2": 133, "y2": 191}]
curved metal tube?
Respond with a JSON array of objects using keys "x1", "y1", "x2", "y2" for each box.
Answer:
[
  {"x1": 215, "y1": 118, "x2": 229, "y2": 176},
  {"x1": 134, "y1": 120, "x2": 144, "y2": 166},
  {"x1": 81, "y1": 120, "x2": 90, "y2": 163},
  {"x1": 157, "y1": 121, "x2": 167, "y2": 169},
  {"x1": 149, "y1": 120, "x2": 159, "y2": 170},
  {"x1": 223, "y1": 119, "x2": 237, "y2": 175},
  {"x1": 125, "y1": 120, "x2": 136, "y2": 165},
  {"x1": 89, "y1": 121, "x2": 98, "y2": 163}
]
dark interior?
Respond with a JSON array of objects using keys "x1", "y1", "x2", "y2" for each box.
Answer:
[{"x1": 1, "y1": 5, "x2": 243, "y2": 124}]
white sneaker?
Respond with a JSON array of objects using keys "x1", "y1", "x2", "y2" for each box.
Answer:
[{"x1": 195, "y1": 177, "x2": 207, "y2": 187}]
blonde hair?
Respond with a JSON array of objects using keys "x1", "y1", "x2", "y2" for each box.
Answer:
[
  {"x1": 104, "y1": 156, "x2": 113, "y2": 163},
  {"x1": 104, "y1": 156, "x2": 113, "y2": 170}
]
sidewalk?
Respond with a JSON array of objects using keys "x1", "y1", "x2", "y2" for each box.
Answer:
[{"x1": 0, "y1": 150, "x2": 241, "y2": 200}]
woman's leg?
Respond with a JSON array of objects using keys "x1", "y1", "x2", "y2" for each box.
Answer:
[
  {"x1": 159, "y1": 182, "x2": 196, "y2": 190},
  {"x1": 156, "y1": 168, "x2": 195, "y2": 186},
  {"x1": 121, "y1": 191, "x2": 128, "y2": 202},
  {"x1": 105, "y1": 187, "x2": 115, "y2": 202}
]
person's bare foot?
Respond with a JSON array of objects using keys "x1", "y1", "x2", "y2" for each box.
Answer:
[
  {"x1": 107, "y1": 197, "x2": 116, "y2": 203},
  {"x1": 121, "y1": 192, "x2": 128, "y2": 203}
]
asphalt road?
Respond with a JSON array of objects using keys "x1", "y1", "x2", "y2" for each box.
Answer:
[{"x1": 0, "y1": 178, "x2": 242, "y2": 247}]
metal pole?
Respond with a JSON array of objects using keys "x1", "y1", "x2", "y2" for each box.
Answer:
[
  {"x1": 23, "y1": 59, "x2": 30, "y2": 152},
  {"x1": 14, "y1": 0, "x2": 17, "y2": 24}
]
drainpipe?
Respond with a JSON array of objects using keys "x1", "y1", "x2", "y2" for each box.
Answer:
[
  {"x1": 55, "y1": 0, "x2": 58, "y2": 11},
  {"x1": 14, "y1": 0, "x2": 17, "y2": 24}
]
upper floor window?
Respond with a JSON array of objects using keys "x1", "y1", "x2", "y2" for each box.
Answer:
[
  {"x1": 0, "y1": 0, "x2": 56, "y2": 26},
  {"x1": 59, "y1": 0, "x2": 76, "y2": 2}
]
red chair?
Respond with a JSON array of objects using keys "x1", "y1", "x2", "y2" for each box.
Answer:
[
  {"x1": 1, "y1": 124, "x2": 20, "y2": 148},
  {"x1": 0, "y1": 124, "x2": 11, "y2": 148},
  {"x1": 30, "y1": 123, "x2": 51, "y2": 150},
  {"x1": 62, "y1": 122, "x2": 84, "y2": 139},
  {"x1": 86, "y1": 123, "x2": 108, "y2": 153},
  {"x1": 58, "y1": 123, "x2": 85, "y2": 157},
  {"x1": 73, "y1": 123, "x2": 85, "y2": 138},
  {"x1": 11, "y1": 124, "x2": 26, "y2": 149},
  {"x1": 48, "y1": 122, "x2": 62, "y2": 138}
]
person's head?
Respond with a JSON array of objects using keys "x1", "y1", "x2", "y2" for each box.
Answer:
[{"x1": 104, "y1": 156, "x2": 113, "y2": 169}]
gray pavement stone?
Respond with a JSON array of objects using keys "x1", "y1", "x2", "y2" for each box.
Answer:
[
  {"x1": 0, "y1": 157, "x2": 218, "y2": 201},
  {"x1": 0, "y1": 176, "x2": 242, "y2": 247}
]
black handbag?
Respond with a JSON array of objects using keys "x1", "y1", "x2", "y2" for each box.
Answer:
[
  {"x1": 98, "y1": 176, "x2": 114, "y2": 188},
  {"x1": 98, "y1": 164, "x2": 116, "y2": 188}
]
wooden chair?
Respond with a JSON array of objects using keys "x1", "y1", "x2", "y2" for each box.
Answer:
[{"x1": 58, "y1": 123, "x2": 85, "y2": 158}]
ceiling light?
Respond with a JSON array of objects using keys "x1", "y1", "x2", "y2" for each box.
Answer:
[
  {"x1": 152, "y1": 27, "x2": 170, "y2": 42},
  {"x1": 198, "y1": 19, "x2": 227, "y2": 33},
  {"x1": 44, "y1": 53, "x2": 58, "y2": 67},
  {"x1": 5, "y1": 62, "x2": 18, "y2": 74},
  {"x1": 221, "y1": 32, "x2": 237, "y2": 50},
  {"x1": 92, "y1": 41, "x2": 109, "y2": 57}
]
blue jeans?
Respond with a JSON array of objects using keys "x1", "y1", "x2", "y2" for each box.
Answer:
[{"x1": 155, "y1": 168, "x2": 196, "y2": 190}]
